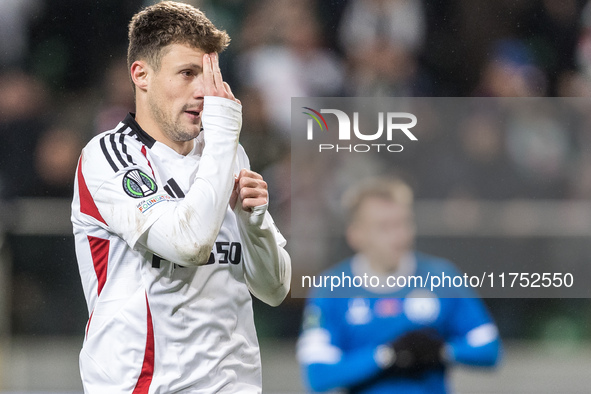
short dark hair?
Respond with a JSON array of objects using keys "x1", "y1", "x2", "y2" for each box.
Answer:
[{"x1": 127, "y1": 1, "x2": 230, "y2": 72}]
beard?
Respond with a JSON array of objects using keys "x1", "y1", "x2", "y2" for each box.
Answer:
[{"x1": 148, "y1": 95, "x2": 200, "y2": 142}]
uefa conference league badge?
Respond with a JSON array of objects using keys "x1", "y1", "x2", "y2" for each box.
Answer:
[{"x1": 123, "y1": 169, "x2": 158, "y2": 198}]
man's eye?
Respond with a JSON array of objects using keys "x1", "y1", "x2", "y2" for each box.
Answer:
[{"x1": 182, "y1": 71, "x2": 193, "y2": 77}]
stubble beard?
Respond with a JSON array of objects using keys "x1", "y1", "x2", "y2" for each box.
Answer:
[{"x1": 149, "y1": 96, "x2": 199, "y2": 143}]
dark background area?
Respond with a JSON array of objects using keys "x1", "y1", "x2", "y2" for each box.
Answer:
[{"x1": 1, "y1": 0, "x2": 591, "y2": 346}]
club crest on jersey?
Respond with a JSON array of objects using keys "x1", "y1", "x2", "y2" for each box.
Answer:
[
  {"x1": 346, "y1": 298, "x2": 372, "y2": 325},
  {"x1": 123, "y1": 169, "x2": 157, "y2": 198}
]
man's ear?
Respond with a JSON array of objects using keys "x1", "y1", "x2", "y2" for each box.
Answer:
[{"x1": 130, "y1": 60, "x2": 149, "y2": 92}]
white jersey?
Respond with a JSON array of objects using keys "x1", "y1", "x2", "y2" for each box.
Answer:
[{"x1": 72, "y1": 105, "x2": 286, "y2": 393}]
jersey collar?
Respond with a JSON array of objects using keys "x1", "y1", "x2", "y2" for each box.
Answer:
[{"x1": 123, "y1": 113, "x2": 156, "y2": 149}]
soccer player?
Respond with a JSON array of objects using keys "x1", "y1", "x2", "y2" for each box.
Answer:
[
  {"x1": 297, "y1": 177, "x2": 500, "y2": 393},
  {"x1": 71, "y1": 2, "x2": 291, "y2": 393}
]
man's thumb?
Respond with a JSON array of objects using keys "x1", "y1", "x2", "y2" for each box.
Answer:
[{"x1": 229, "y1": 176, "x2": 239, "y2": 210}]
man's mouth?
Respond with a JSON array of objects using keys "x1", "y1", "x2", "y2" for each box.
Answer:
[{"x1": 185, "y1": 110, "x2": 201, "y2": 121}]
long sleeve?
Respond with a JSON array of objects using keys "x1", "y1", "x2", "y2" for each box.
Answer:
[
  {"x1": 425, "y1": 260, "x2": 502, "y2": 368},
  {"x1": 141, "y1": 96, "x2": 242, "y2": 266},
  {"x1": 297, "y1": 298, "x2": 386, "y2": 392},
  {"x1": 445, "y1": 297, "x2": 501, "y2": 367},
  {"x1": 234, "y1": 201, "x2": 291, "y2": 306},
  {"x1": 447, "y1": 329, "x2": 500, "y2": 366},
  {"x1": 302, "y1": 342, "x2": 384, "y2": 392}
]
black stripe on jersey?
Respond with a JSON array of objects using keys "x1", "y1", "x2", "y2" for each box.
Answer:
[
  {"x1": 152, "y1": 255, "x2": 162, "y2": 268},
  {"x1": 110, "y1": 133, "x2": 129, "y2": 169},
  {"x1": 100, "y1": 135, "x2": 119, "y2": 172},
  {"x1": 163, "y1": 185, "x2": 175, "y2": 198},
  {"x1": 168, "y1": 178, "x2": 185, "y2": 198},
  {"x1": 100, "y1": 125, "x2": 140, "y2": 173},
  {"x1": 119, "y1": 132, "x2": 136, "y2": 166}
]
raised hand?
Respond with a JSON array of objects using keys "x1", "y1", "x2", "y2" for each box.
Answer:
[
  {"x1": 202, "y1": 52, "x2": 240, "y2": 104},
  {"x1": 230, "y1": 169, "x2": 268, "y2": 212}
]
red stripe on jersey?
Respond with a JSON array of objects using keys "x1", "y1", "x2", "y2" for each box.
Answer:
[
  {"x1": 85, "y1": 310, "x2": 94, "y2": 339},
  {"x1": 133, "y1": 293, "x2": 155, "y2": 394},
  {"x1": 77, "y1": 156, "x2": 107, "y2": 225},
  {"x1": 87, "y1": 236, "x2": 109, "y2": 296},
  {"x1": 141, "y1": 146, "x2": 156, "y2": 178}
]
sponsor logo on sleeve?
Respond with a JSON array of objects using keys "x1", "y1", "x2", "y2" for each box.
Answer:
[{"x1": 137, "y1": 194, "x2": 172, "y2": 214}]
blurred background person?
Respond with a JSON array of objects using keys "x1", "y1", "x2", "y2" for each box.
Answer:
[
  {"x1": 1, "y1": 0, "x2": 591, "y2": 392},
  {"x1": 92, "y1": 56, "x2": 135, "y2": 135},
  {"x1": 338, "y1": 0, "x2": 431, "y2": 96},
  {"x1": 297, "y1": 177, "x2": 500, "y2": 393},
  {"x1": 238, "y1": 0, "x2": 344, "y2": 138},
  {"x1": 29, "y1": 125, "x2": 83, "y2": 198},
  {"x1": 0, "y1": 0, "x2": 42, "y2": 69},
  {"x1": 0, "y1": 71, "x2": 50, "y2": 199},
  {"x1": 473, "y1": 39, "x2": 548, "y2": 97}
]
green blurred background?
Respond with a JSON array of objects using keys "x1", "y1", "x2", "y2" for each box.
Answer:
[{"x1": 2, "y1": 0, "x2": 591, "y2": 392}]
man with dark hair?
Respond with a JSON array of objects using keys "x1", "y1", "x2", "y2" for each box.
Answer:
[
  {"x1": 71, "y1": 2, "x2": 290, "y2": 392},
  {"x1": 297, "y1": 177, "x2": 500, "y2": 393}
]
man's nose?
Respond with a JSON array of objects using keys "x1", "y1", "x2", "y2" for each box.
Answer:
[{"x1": 193, "y1": 74, "x2": 205, "y2": 98}]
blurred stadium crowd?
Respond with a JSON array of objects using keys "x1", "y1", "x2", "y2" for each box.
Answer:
[
  {"x1": 0, "y1": 0, "x2": 591, "y2": 198},
  {"x1": 4, "y1": 0, "x2": 591, "y2": 200},
  {"x1": 1, "y1": 0, "x2": 591, "y2": 342}
]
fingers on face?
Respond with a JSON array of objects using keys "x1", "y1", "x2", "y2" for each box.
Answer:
[
  {"x1": 211, "y1": 53, "x2": 224, "y2": 91},
  {"x1": 203, "y1": 53, "x2": 215, "y2": 95},
  {"x1": 203, "y1": 53, "x2": 221, "y2": 95},
  {"x1": 223, "y1": 82, "x2": 236, "y2": 100},
  {"x1": 202, "y1": 53, "x2": 240, "y2": 103}
]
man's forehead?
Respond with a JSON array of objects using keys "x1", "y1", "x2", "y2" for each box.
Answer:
[{"x1": 160, "y1": 43, "x2": 206, "y2": 62}]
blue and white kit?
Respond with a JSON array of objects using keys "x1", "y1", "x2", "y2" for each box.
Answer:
[{"x1": 297, "y1": 252, "x2": 500, "y2": 393}]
